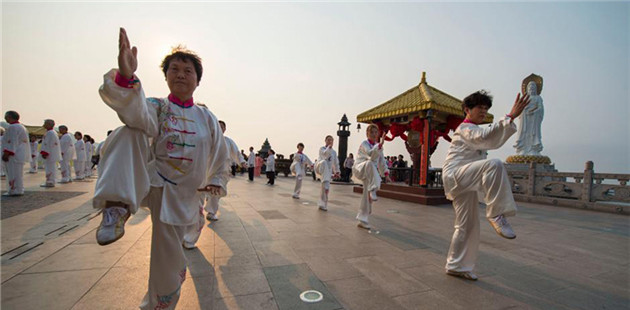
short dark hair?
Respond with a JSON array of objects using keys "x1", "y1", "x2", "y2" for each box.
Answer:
[
  {"x1": 462, "y1": 90, "x2": 493, "y2": 113},
  {"x1": 269, "y1": 149, "x2": 275, "y2": 154},
  {"x1": 107, "y1": 130, "x2": 113, "y2": 136},
  {"x1": 297, "y1": 143, "x2": 304, "y2": 148},
  {"x1": 218, "y1": 120, "x2": 226, "y2": 127},
  {"x1": 75, "y1": 131, "x2": 83, "y2": 138},
  {"x1": 5, "y1": 111, "x2": 19, "y2": 121},
  {"x1": 161, "y1": 47, "x2": 203, "y2": 83},
  {"x1": 59, "y1": 125, "x2": 68, "y2": 131},
  {"x1": 325, "y1": 135, "x2": 333, "y2": 140}
]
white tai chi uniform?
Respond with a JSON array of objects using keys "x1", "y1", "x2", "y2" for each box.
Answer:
[
  {"x1": 74, "y1": 139, "x2": 86, "y2": 180},
  {"x1": 314, "y1": 146, "x2": 340, "y2": 209},
  {"x1": 2, "y1": 122, "x2": 31, "y2": 195},
  {"x1": 40, "y1": 129, "x2": 61, "y2": 186},
  {"x1": 29, "y1": 141, "x2": 38, "y2": 173},
  {"x1": 84, "y1": 141, "x2": 93, "y2": 177},
  {"x1": 290, "y1": 152, "x2": 313, "y2": 198},
  {"x1": 94, "y1": 69, "x2": 228, "y2": 310},
  {"x1": 59, "y1": 133, "x2": 76, "y2": 183},
  {"x1": 183, "y1": 136, "x2": 244, "y2": 246},
  {"x1": 352, "y1": 140, "x2": 388, "y2": 223},
  {"x1": 443, "y1": 116, "x2": 517, "y2": 273},
  {"x1": 0, "y1": 133, "x2": 6, "y2": 177}
]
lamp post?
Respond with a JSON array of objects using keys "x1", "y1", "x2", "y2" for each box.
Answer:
[{"x1": 337, "y1": 114, "x2": 351, "y2": 182}]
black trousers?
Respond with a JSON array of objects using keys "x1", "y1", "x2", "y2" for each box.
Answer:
[
  {"x1": 248, "y1": 167, "x2": 254, "y2": 181},
  {"x1": 266, "y1": 171, "x2": 275, "y2": 185},
  {"x1": 231, "y1": 164, "x2": 237, "y2": 176}
]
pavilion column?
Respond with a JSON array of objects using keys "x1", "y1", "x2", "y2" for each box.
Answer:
[{"x1": 419, "y1": 111, "x2": 433, "y2": 187}]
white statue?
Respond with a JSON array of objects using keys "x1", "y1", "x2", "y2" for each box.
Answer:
[{"x1": 514, "y1": 74, "x2": 544, "y2": 156}]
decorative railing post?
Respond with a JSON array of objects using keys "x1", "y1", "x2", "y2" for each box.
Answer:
[
  {"x1": 528, "y1": 162, "x2": 536, "y2": 196},
  {"x1": 582, "y1": 161, "x2": 594, "y2": 202}
]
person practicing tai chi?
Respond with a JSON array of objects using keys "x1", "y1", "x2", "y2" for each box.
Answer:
[
  {"x1": 73, "y1": 132, "x2": 86, "y2": 180},
  {"x1": 83, "y1": 135, "x2": 93, "y2": 178},
  {"x1": 352, "y1": 125, "x2": 388, "y2": 229},
  {"x1": 247, "y1": 146, "x2": 256, "y2": 181},
  {"x1": 314, "y1": 135, "x2": 340, "y2": 211},
  {"x1": 2, "y1": 111, "x2": 31, "y2": 196},
  {"x1": 93, "y1": 28, "x2": 228, "y2": 309},
  {"x1": 39, "y1": 119, "x2": 61, "y2": 187},
  {"x1": 265, "y1": 149, "x2": 276, "y2": 185},
  {"x1": 181, "y1": 120, "x2": 247, "y2": 249},
  {"x1": 290, "y1": 142, "x2": 313, "y2": 199},
  {"x1": 28, "y1": 135, "x2": 38, "y2": 174},
  {"x1": 442, "y1": 90, "x2": 530, "y2": 281},
  {"x1": 58, "y1": 125, "x2": 76, "y2": 184},
  {"x1": 204, "y1": 120, "x2": 246, "y2": 221}
]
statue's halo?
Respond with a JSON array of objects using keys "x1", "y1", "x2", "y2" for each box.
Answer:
[{"x1": 522, "y1": 73, "x2": 543, "y2": 95}]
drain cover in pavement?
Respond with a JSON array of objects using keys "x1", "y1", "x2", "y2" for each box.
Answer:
[{"x1": 300, "y1": 290, "x2": 323, "y2": 303}]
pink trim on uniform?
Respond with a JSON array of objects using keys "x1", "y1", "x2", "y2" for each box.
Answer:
[
  {"x1": 114, "y1": 71, "x2": 136, "y2": 88},
  {"x1": 168, "y1": 94, "x2": 194, "y2": 108},
  {"x1": 462, "y1": 119, "x2": 475, "y2": 124}
]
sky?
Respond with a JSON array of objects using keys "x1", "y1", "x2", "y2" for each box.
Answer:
[{"x1": 2, "y1": 1, "x2": 629, "y2": 174}]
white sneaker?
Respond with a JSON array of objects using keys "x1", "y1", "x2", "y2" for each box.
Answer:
[
  {"x1": 488, "y1": 214, "x2": 516, "y2": 239},
  {"x1": 318, "y1": 206, "x2": 328, "y2": 211},
  {"x1": 292, "y1": 195, "x2": 300, "y2": 199},
  {"x1": 370, "y1": 190, "x2": 378, "y2": 201},
  {"x1": 357, "y1": 221, "x2": 371, "y2": 230},
  {"x1": 183, "y1": 241, "x2": 197, "y2": 250},
  {"x1": 40, "y1": 183, "x2": 55, "y2": 188},
  {"x1": 96, "y1": 206, "x2": 130, "y2": 245},
  {"x1": 206, "y1": 213, "x2": 218, "y2": 221},
  {"x1": 446, "y1": 270, "x2": 478, "y2": 281}
]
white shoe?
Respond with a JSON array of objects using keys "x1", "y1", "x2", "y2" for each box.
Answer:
[
  {"x1": 59, "y1": 179, "x2": 71, "y2": 184},
  {"x1": 318, "y1": 206, "x2": 328, "y2": 211},
  {"x1": 183, "y1": 241, "x2": 197, "y2": 250},
  {"x1": 206, "y1": 213, "x2": 218, "y2": 221},
  {"x1": 357, "y1": 221, "x2": 371, "y2": 230},
  {"x1": 40, "y1": 183, "x2": 55, "y2": 188},
  {"x1": 96, "y1": 206, "x2": 130, "y2": 246},
  {"x1": 370, "y1": 190, "x2": 378, "y2": 201},
  {"x1": 292, "y1": 195, "x2": 300, "y2": 199},
  {"x1": 446, "y1": 270, "x2": 478, "y2": 281},
  {"x1": 488, "y1": 214, "x2": 516, "y2": 239}
]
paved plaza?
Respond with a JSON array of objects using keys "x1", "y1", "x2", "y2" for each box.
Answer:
[{"x1": 1, "y1": 170, "x2": 629, "y2": 310}]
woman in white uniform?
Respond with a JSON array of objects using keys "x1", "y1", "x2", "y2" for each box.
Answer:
[
  {"x1": 93, "y1": 28, "x2": 228, "y2": 309},
  {"x1": 352, "y1": 125, "x2": 388, "y2": 229},
  {"x1": 314, "y1": 135, "x2": 340, "y2": 211},
  {"x1": 442, "y1": 90, "x2": 530, "y2": 281},
  {"x1": 290, "y1": 142, "x2": 313, "y2": 199}
]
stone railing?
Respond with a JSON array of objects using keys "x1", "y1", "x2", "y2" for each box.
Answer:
[{"x1": 507, "y1": 161, "x2": 629, "y2": 215}]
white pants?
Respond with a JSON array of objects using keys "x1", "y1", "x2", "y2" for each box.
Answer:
[
  {"x1": 29, "y1": 156, "x2": 37, "y2": 173},
  {"x1": 318, "y1": 181, "x2": 330, "y2": 208},
  {"x1": 74, "y1": 161, "x2": 85, "y2": 180},
  {"x1": 356, "y1": 179, "x2": 372, "y2": 223},
  {"x1": 139, "y1": 187, "x2": 193, "y2": 310},
  {"x1": 60, "y1": 159, "x2": 72, "y2": 182},
  {"x1": 94, "y1": 126, "x2": 192, "y2": 310},
  {"x1": 0, "y1": 160, "x2": 5, "y2": 177},
  {"x1": 84, "y1": 159, "x2": 92, "y2": 177},
  {"x1": 293, "y1": 175, "x2": 303, "y2": 197},
  {"x1": 93, "y1": 126, "x2": 151, "y2": 213},
  {"x1": 44, "y1": 158, "x2": 57, "y2": 185},
  {"x1": 182, "y1": 197, "x2": 208, "y2": 247},
  {"x1": 6, "y1": 161, "x2": 25, "y2": 195},
  {"x1": 445, "y1": 158, "x2": 517, "y2": 272}
]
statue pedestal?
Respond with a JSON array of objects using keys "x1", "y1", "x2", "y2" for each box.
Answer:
[{"x1": 504, "y1": 155, "x2": 562, "y2": 182}]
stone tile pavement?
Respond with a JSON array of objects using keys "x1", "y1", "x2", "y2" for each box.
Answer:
[{"x1": 1, "y1": 169, "x2": 629, "y2": 309}]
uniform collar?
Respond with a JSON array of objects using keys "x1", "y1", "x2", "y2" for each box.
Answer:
[{"x1": 168, "y1": 94, "x2": 194, "y2": 108}]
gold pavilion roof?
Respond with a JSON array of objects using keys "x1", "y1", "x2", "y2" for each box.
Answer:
[{"x1": 357, "y1": 72, "x2": 493, "y2": 124}]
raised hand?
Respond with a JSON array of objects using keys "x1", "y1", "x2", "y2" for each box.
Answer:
[
  {"x1": 118, "y1": 27, "x2": 138, "y2": 79},
  {"x1": 509, "y1": 93, "x2": 531, "y2": 119}
]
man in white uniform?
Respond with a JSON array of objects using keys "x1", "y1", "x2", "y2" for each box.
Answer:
[
  {"x1": 2, "y1": 111, "x2": 31, "y2": 196},
  {"x1": 442, "y1": 90, "x2": 530, "y2": 281},
  {"x1": 58, "y1": 125, "x2": 76, "y2": 183},
  {"x1": 39, "y1": 119, "x2": 61, "y2": 187}
]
